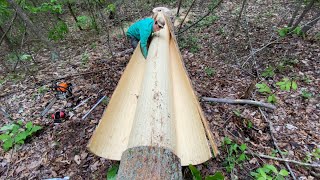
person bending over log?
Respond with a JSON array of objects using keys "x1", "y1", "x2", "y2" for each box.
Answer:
[{"x1": 126, "y1": 15, "x2": 165, "y2": 59}]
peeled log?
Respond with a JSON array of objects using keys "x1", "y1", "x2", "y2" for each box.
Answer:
[{"x1": 117, "y1": 146, "x2": 182, "y2": 180}]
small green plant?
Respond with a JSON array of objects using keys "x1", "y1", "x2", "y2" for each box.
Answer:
[
  {"x1": 106, "y1": 164, "x2": 119, "y2": 180},
  {"x1": 302, "y1": 76, "x2": 312, "y2": 84},
  {"x1": 91, "y1": 42, "x2": 97, "y2": 49},
  {"x1": 198, "y1": 15, "x2": 219, "y2": 27},
  {"x1": 76, "y1": 15, "x2": 93, "y2": 30},
  {"x1": 315, "y1": 32, "x2": 320, "y2": 40},
  {"x1": 267, "y1": 94, "x2": 277, "y2": 104},
  {"x1": 0, "y1": 121, "x2": 42, "y2": 151},
  {"x1": 304, "y1": 148, "x2": 320, "y2": 163},
  {"x1": 270, "y1": 149, "x2": 288, "y2": 157},
  {"x1": 261, "y1": 67, "x2": 275, "y2": 78},
  {"x1": 81, "y1": 51, "x2": 89, "y2": 65},
  {"x1": 292, "y1": 26, "x2": 304, "y2": 36},
  {"x1": 189, "y1": 164, "x2": 224, "y2": 180},
  {"x1": 250, "y1": 164, "x2": 289, "y2": 180},
  {"x1": 301, "y1": 90, "x2": 312, "y2": 99},
  {"x1": 205, "y1": 67, "x2": 215, "y2": 77},
  {"x1": 278, "y1": 27, "x2": 290, "y2": 37},
  {"x1": 255, "y1": 83, "x2": 271, "y2": 94},
  {"x1": 179, "y1": 35, "x2": 200, "y2": 53},
  {"x1": 278, "y1": 26, "x2": 304, "y2": 37},
  {"x1": 48, "y1": 20, "x2": 68, "y2": 41},
  {"x1": 38, "y1": 86, "x2": 49, "y2": 94},
  {"x1": 276, "y1": 78, "x2": 297, "y2": 91},
  {"x1": 105, "y1": 3, "x2": 116, "y2": 13},
  {"x1": 246, "y1": 120, "x2": 253, "y2": 129},
  {"x1": 222, "y1": 137, "x2": 248, "y2": 172},
  {"x1": 233, "y1": 110, "x2": 241, "y2": 117},
  {"x1": 102, "y1": 97, "x2": 110, "y2": 105}
]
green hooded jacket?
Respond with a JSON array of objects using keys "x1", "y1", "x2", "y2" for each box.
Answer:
[{"x1": 127, "y1": 18, "x2": 154, "y2": 58}]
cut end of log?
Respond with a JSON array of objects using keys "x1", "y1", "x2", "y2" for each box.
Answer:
[{"x1": 117, "y1": 146, "x2": 182, "y2": 180}]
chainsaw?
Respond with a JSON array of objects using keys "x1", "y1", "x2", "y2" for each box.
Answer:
[{"x1": 40, "y1": 82, "x2": 73, "y2": 117}]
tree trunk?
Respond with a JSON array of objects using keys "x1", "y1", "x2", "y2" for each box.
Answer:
[
  {"x1": 6, "y1": 0, "x2": 59, "y2": 61},
  {"x1": 176, "y1": 0, "x2": 183, "y2": 17},
  {"x1": 117, "y1": 146, "x2": 182, "y2": 180},
  {"x1": 67, "y1": 2, "x2": 83, "y2": 30},
  {"x1": 288, "y1": 0, "x2": 302, "y2": 27},
  {"x1": 0, "y1": 25, "x2": 13, "y2": 50},
  {"x1": 301, "y1": 11, "x2": 320, "y2": 33},
  {"x1": 178, "y1": 0, "x2": 196, "y2": 32},
  {"x1": 291, "y1": 0, "x2": 315, "y2": 31}
]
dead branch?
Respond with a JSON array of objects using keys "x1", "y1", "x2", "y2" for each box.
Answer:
[
  {"x1": 178, "y1": 0, "x2": 223, "y2": 35},
  {"x1": 288, "y1": 0, "x2": 302, "y2": 27},
  {"x1": 301, "y1": 11, "x2": 320, "y2": 34},
  {"x1": 113, "y1": 48, "x2": 133, "y2": 57},
  {"x1": 0, "y1": 107, "x2": 13, "y2": 121},
  {"x1": 202, "y1": 97, "x2": 276, "y2": 110},
  {"x1": 177, "y1": 0, "x2": 196, "y2": 33},
  {"x1": 176, "y1": 0, "x2": 183, "y2": 17},
  {"x1": 48, "y1": 67, "x2": 110, "y2": 82},
  {"x1": 246, "y1": 152, "x2": 320, "y2": 168},
  {"x1": 258, "y1": 107, "x2": 296, "y2": 180},
  {"x1": 0, "y1": 11, "x2": 17, "y2": 46},
  {"x1": 291, "y1": 0, "x2": 315, "y2": 31}
]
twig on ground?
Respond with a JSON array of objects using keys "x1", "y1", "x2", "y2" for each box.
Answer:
[
  {"x1": 5, "y1": 146, "x2": 15, "y2": 179},
  {"x1": 48, "y1": 67, "x2": 110, "y2": 82},
  {"x1": 0, "y1": 107, "x2": 13, "y2": 121},
  {"x1": 177, "y1": 0, "x2": 223, "y2": 35},
  {"x1": 246, "y1": 152, "x2": 320, "y2": 168},
  {"x1": 202, "y1": 97, "x2": 276, "y2": 110},
  {"x1": 258, "y1": 107, "x2": 296, "y2": 180},
  {"x1": 113, "y1": 48, "x2": 133, "y2": 57}
]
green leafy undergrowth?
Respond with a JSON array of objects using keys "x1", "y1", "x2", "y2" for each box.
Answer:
[
  {"x1": 267, "y1": 94, "x2": 277, "y2": 104},
  {"x1": 301, "y1": 90, "x2": 312, "y2": 99},
  {"x1": 276, "y1": 78, "x2": 297, "y2": 91},
  {"x1": 48, "y1": 20, "x2": 68, "y2": 41},
  {"x1": 304, "y1": 148, "x2": 320, "y2": 163},
  {"x1": 106, "y1": 164, "x2": 119, "y2": 180},
  {"x1": 205, "y1": 67, "x2": 215, "y2": 77},
  {"x1": 261, "y1": 67, "x2": 275, "y2": 78},
  {"x1": 0, "y1": 121, "x2": 42, "y2": 151},
  {"x1": 250, "y1": 164, "x2": 289, "y2": 180},
  {"x1": 278, "y1": 26, "x2": 304, "y2": 37},
  {"x1": 255, "y1": 83, "x2": 271, "y2": 94},
  {"x1": 222, "y1": 137, "x2": 248, "y2": 172},
  {"x1": 189, "y1": 164, "x2": 224, "y2": 180}
]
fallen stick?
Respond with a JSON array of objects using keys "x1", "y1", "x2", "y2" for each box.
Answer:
[
  {"x1": 202, "y1": 97, "x2": 276, "y2": 110},
  {"x1": 258, "y1": 107, "x2": 296, "y2": 180},
  {"x1": 48, "y1": 67, "x2": 110, "y2": 82},
  {"x1": 0, "y1": 107, "x2": 13, "y2": 121},
  {"x1": 246, "y1": 152, "x2": 320, "y2": 168},
  {"x1": 82, "y1": 95, "x2": 106, "y2": 120}
]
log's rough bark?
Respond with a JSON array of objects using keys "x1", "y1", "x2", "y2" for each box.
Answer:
[{"x1": 117, "y1": 146, "x2": 182, "y2": 180}]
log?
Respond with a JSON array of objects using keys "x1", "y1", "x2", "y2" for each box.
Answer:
[{"x1": 117, "y1": 146, "x2": 182, "y2": 180}]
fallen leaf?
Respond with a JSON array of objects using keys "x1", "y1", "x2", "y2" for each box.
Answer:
[{"x1": 74, "y1": 155, "x2": 81, "y2": 165}]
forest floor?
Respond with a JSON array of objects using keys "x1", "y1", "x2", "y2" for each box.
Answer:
[{"x1": 0, "y1": 0, "x2": 319, "y2": 179}]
